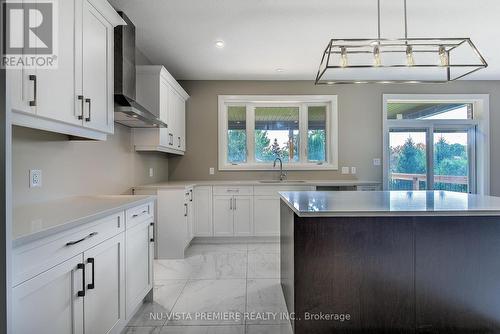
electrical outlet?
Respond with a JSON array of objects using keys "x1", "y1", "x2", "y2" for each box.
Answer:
[
  {"x1": 373, "y1": 158, "x2": 381, "y2": 166},
  {"x1": 29, "y1": 169, "x2": 42, "y2": 188},
  {"x1": 149, "y1": 168, "x2": 154, "y2": 177},
  {"x1": 351, "y1": 167, "x2": 357, "y2": 174},
  {"x1": 209, "y1": 167, "x2": 215, "y2": 175},
  {"x1": 341, "y1": 167, "x2": 349, "y2": 174}
]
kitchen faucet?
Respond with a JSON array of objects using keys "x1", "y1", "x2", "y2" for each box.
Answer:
[{"x1": 273, "y1": 157, "x2": 287, "y2": 181}]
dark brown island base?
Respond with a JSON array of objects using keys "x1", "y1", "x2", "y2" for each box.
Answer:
[{"x1": 280, "y1": 190, "x2": 500, "y2": 334}]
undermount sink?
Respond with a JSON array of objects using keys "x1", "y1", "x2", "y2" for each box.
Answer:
[{"x1": 258, "y1": 180, "x2": 307, "y2": 184}]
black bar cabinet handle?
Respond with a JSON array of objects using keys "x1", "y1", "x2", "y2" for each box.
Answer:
[
  {"x1": 29, "y1": 75, "x2": 37, "y2": 107},
  {"x1": 132, "y1": 210, "x2": 148, "y2": 218},
  {"x1": 150, "y1": 222, "x2": 155, "y2": 242},
  {"x1": 85, "y1": 98, "x2": 91, "y2": 122},
  {"x1": 77, "y1": 263, "x2": 85, "y2": 297},
  {"x1": 66, "y1": 232, "x2": 98, "y2": 246},
  {"x1": 87, "y1": 258, "x2": 95, "y2": 289}
]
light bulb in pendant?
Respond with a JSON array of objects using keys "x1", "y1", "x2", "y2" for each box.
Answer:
[
  {"x1": 406, "y1": 45, "x2": 415, "y2": 66},
  {"x1": 340, "y1": 47, "x2": 348, "y2": 67},
  {"x1": 373, "y1": 45, "x2": 381, "y2": 67},
  {"x1": 439, "y1": 45, "x2": 448, "y2": 66}
]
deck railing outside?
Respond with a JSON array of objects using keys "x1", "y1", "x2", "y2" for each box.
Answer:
[{"x1": 390, "y1": 173, "x2": 468, "y2": 193}]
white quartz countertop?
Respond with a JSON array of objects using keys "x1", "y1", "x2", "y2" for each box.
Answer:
[
  {"x1": 133, "y1": 179, "x2": 380, "y2": 190},
  {"x1": 279, "y1": 191, "x2": 500, "y2": 217},
  {"x1": 13, "y1": 195, "x2": 156, "y2": 247}
]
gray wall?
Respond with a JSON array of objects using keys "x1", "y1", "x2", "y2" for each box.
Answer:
[
  {"x1": 12, "y1": 124, "x2": 169, "y2": 206},
  {"x1": 169, "y1": 80, "x2": 500, "y2": 196}
]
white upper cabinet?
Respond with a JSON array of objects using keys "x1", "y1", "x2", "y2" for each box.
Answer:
[
  {"x1": 77, "y1": 0, "x2": 116, "y2": 133},
  {"x1": 8, "y1": 0, "x2": 124, "y2": 140},
  {"x1": 134, "y1": 65, "x2": 189, "y2": 155}
]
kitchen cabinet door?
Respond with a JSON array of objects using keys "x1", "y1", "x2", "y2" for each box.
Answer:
[
  {"x1": 125, "y1": 220, "x2": 153, "y2": 318},
  {"x1": 175, "y1": 92, "x2": 186, "y2": 151},
  {"x1": 36, "y1": 0, "x2": 82, "y2": 125},
  {"x1": 254, "y1": 196, "x2": 280, "y2": 236},
  {"x1": 213, "y1": 195, "x2": 234, "y2": 236},
  {"x1": 83, "y1": 233, "x2": 125, "y2": 334},
  {"x1": 79, "y1": 0, "x2": 114, "y2": 133},
  {"x1": 12, "y1": 254, "x2": 84, "y2": 334},
  {"x1": 194, "y1": 186, "x2": 213, "y2": 236},
  {"x1": 233, "y1": 196, "x2": 253, "y2": 236},
  {"x1": 167, "y1": 86, "x2": 177, "y2": 148},
  {"x1": 159, "y1": 79, "x2": 170, "y2": 146}
]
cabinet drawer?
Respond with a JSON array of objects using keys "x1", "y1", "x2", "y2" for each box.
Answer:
[
  {"x1": 213, "y1": 186, "x2": 253, "y2": 196},
  {"x1": 254, "y1": 185, "x2": 315, "y2": 197},
  {"x1": 13, "y1": 212, "x2": 124, "y2": 287},
  {"x1": 126, "y1": 202, "x2": 154, "y2": 229}
]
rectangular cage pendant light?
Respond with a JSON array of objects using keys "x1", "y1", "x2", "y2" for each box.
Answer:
[{"x1": 315, "y1": 1, "x2": 487, "y2": 84}]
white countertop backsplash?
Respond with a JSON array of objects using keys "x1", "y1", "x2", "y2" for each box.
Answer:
[{"x1": 133, "y1": 179, "x2": 380, "y2": 190}]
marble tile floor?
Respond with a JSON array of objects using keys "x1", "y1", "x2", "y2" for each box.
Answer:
[{"x1": 122, "y1": 242, "x2": 292, "y2": 334}]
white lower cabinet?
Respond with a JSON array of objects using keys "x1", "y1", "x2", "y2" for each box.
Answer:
[
  {"x1": 125, "y1": 220, "x2": 154, "y2": 317},
  {"x1": 12, "y1": 201, "x2": 155, "y2": 334},
  {"x1": 83, "y1": 233, "x2": 125, "y2": 334},
  {"x1": 12, "y1": 254, "x2": 84, "y2": 334},
  {"x1": 193, "y1": 186, "x2": 213, "y2": 237},
  {"x1": 213, "y1": 195, "x2": 234, "y2": 236},
  {"x1": 213, "y1": 195, "x2": 254, "y2": 237},
  {"x1": 233, "y1": 196, "x2": 253, "y2": 236},
  {"x1": 254, "y1": 196, "x2": 281, "y2": 236}
]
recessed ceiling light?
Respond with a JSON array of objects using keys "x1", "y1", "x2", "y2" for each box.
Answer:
[
  {"x1": 215, "y1": 40, "x2": 225, "y2": 48},
  {"x1": 275, "y1": 68, "x2": 285, "y2": 73}
]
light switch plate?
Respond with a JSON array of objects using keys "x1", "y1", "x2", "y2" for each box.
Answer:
[
  {"x1": 29, "y1": 169, "x2": 42, "y2": 188},
  {"x1": 341, "y1": 167, "x2": 349, "y2": 174},
  {"x1": 209, "y1": 167, "x2": 215, "y2": 175},
  {"x1": 373, "y1": 158, "x2": 381, "y2": 166},
  {"x1": 149, "y1": 168, "x2": 154, "y2": 177},
  {"x1": 351, "y1": 167, "x2": 357, "y2": 174}
]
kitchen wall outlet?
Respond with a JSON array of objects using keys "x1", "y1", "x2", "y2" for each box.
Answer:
[
  {"x1": 373, "y1": 158, "x2": 381, "y2": 166},
  {"x1": 149, "y1": 168, "x2": 154, "y2": 177},
  {"x1": 29, "y1": 169, "x2": 42, "y2": 188},
  {"x1": 209, "y1": 167, "x2": 215, "y2": 175},
  {"x1": 351, "y1": 167, "x2": 357, "y2": 174},
  {"x1": 341, "y1": 167, "x2": 349, "y2": 174}
]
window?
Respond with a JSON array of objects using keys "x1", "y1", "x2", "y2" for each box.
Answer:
[
  {"x1": 383, "y1": 95, "x2": 490, "y2": 195},
  {"x1": 218, "y1": 95, "x2": 338, "y2": 170}
]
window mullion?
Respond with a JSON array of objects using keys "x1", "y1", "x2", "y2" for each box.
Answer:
[
  {"x1": 427, "y1": 127, "x2": 434, "y2": 190},
  {"x1": 246, "y1": 104, "x2": 255, "y2": 164},
  {"x1": 299, "y1": 103, "x2": 308, "y2": 164}
]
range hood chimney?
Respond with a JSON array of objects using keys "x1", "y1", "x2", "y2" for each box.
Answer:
[{"x1": 114, "y1": 12, "x2": 167, "y2": 128}]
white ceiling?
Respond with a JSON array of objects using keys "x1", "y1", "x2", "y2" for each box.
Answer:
[{"x1": 109, "y1": 0, "x2": 500, "y2": 80}]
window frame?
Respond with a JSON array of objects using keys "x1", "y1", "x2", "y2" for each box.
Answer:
[
  {"x1": 218, "y1": 95, "x2": 338, "y2": 171},
  {"x1": 382, "y1": 94, "x2": 490, "y2": 195}
]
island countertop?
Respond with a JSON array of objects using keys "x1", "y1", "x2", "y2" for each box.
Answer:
[{"x1": 279, "y1": 190, "x2": 500, "y2": 217}]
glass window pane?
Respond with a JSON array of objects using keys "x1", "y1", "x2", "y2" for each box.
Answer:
[
  {"x1": 254, "y1": 107, "x2": 299, "y2": 162},
  {"x1": 389, "y1": 130, "x2": 427, "y2": 190},
  {"x1": 433, "y1": 130, "x2": 469, "y2": 193},
  {"x1": 227, "y1": 106, "x2": 246, "y2": 163},
  {"x1": 308, "y1": 106, "x2": 327, "y2": 162},
  {"x1": 387, "y1": 102, "x2": 473, "y2": 120}
]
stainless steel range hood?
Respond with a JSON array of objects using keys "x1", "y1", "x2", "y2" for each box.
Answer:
[{"x1": 114, "y1": 12, "x2": 167, "y2": 128}]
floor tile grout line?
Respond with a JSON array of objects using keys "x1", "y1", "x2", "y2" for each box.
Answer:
[{"x1": 161, "y1": 276, "x2": 190, "y2": 327}]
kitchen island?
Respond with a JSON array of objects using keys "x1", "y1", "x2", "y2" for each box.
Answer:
[{"x1": 280, "y1": 191, "x2": 500, "y2": 334}]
